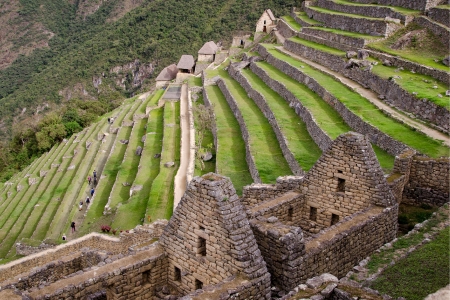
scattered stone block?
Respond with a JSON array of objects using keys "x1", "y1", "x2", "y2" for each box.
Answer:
[
  {"x1": 136, "y1": 146, "x2": 143, "y2": 156},
  {"x1": 164, "y1": 162, "x2": 175, "y2": 168}
]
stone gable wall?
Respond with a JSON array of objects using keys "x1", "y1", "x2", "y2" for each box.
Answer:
[
  {"x1": 256, "y1": 11, "x2": 276, "y2": 33},
  {"x1": 415, "y1": 16, "x2": 450, "y2": 49},
  {"x1": 348, "y1": 0, "x2": 440, "y2": 11},
  {"x1": 365, "y1": 49, "x2": 450, "y2": 85},
  {"x1": 403, "y1": 156, "x2": 450, "y2": 206},
  {"x1": 263, "y1": 43, "x2": 410, "y2": 155},
  {"x1": 277, "y1": 19, "x2": 297, "y2": 39},
  {"x1": 242, "y1": 176, "x2": 304, "y2": 207},
  {"x1": 299, "y1": 205, "x2": 398, "y2": 281},
  {"x1": 304, "y1": 6, "x2": 400, "y2": 37},
  {"x1": 300, "y1": 28, "x2": 366, "y2": 50},
  {"x1": 250, "y1": 218, "x2": 305, "y2": 291},
  {"x1": 217, "y1": 79, "x2": 261, "y2": 183},
  {"x1": 315, "y1": 0, "x2": 411, "y2": 24},
  {"x1": 250, "y1": 54, "x2": 333, "y2": 151},
  {"x1": 428, "y1": 7, "x2": 450, "y2": 27},
  {"x1": 228, "y1": 63, "x2": 304, "y2": 176},
  {"x1": 282, "y1": 40, "x2": 450, "y2": 132}
]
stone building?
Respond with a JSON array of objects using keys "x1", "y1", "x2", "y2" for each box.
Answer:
[
  {"x1": 155, "y1": 64, "x2": 178, "y2": 88},
  {"x1": 176, "y1": 55, "x2": 195, "y2": 74},
  {"x1": 255, "y1": 9, "x2": 277, "y2": 34},
  {"x1": 197, "y1": 41, "x2": 218, "y2": 62}
]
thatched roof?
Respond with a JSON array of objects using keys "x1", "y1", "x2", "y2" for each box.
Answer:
[
  {"x1": 266, "y1": 9, "x2": 276, "y2": 21},
  {"x1": 177, "y1": 55, "x2": 195, "y2": 70},
  {"x1": 198, "y1": 41, "x2": 218, "y2": 55},
  {"x1": 155, "y1": 64, "x2": 178, "y2": 81}
]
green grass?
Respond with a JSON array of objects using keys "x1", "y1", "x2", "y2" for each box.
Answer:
[
  {"x1": 218, "y1": 70, "x2": 293, "y2": 182},
  {"x1": 241, "y1": 68, "x2": 322, "y2": 171},
  {"x1": 111, "y1": 99, "x2": 165, "y2": 230},
  {"x1": 332, "y1": 0, "x2": 420, "y2": 15},
  {"x1": 309, "y1": 6, "x2": 384, "y2": 20},
  {"x1": 147, "y1": 89, "x2": 165, "y2": 108},
  {"x1": 370, "y1": 228, "x2": 449, "y2": 299},
  {"x1": 145, "y1": 101, "x2": 180, "y2": 222},
  {"x1": 205, "y1": 85, "x2": 252, "y2": 194},
  {"x1": 305, "y1": 26, "x2": 379, "y2": 40},
  {"x1": 289, "y1": 36, "x2": 346, "y2": 56},
  {"x1": 188, "y1": 76, "x2": 203, "y2": 87},
  {"x1": 294, "y1": 11, "x2": 322, "y2": 25},
  {"x1": 264, "y1": 44, "x2": 450, "y2": 158},
  {"x1": 281, "y1": 15, "x2": 301, "y2": 31}
]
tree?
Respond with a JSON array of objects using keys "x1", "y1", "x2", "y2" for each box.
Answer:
[{"x1": 192, "y1": 102, "x2": 215, "y2": 170}]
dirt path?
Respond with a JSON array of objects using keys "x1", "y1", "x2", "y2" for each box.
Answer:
[
  {"x1": 174, "y1": 84, "x2": 192, "y2": 209},
  {"x1": 277, "y1": 46, "x2": 450, "y2": 147}
]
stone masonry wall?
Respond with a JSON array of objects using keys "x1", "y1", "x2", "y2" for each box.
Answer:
[
  {"x1": 415, "y1": 16, "x2": 450, "y2": 49},
  {"x1": 299, "y1": 205, "x2": 398, "y2": 281},
  {"x1": 304, "y1": 6, "x2": 400, "y2": 36},
  {"x1": 250, "y1": 52, "x2": 333, "y2": 151},
  {"x1": 228, "y1": 63, "x2": 304, "y2": 176},
  {"x1": 297, "y1": 31, "x2": 355, "y2": 52},
  {"x1": 315, "y1": 0, "x2": 411, "y2": 24},
  {"x1": 277, "y1": 19, "x2": 297, "y2": 39},
  {"x1": 0, "y1": 222, "x2": 166, "y2": 283},
  {"x1": 403, "y1": 156, "x2": 450, "y2": 206},
  {"x1": 428, "y1": 6, "x2": 450, "y2": 27},
  {"x1": 349, "y1": 0, "x2": 441, "y2": 11},
  {"x1": 250, "y1": 218, "x2": 305, "y2": 292},
  {"x1": 365, "y1": 49, "x2": 450, "y2": 85},
  {"x1": 217, "y1": 79, "x2": 261, "y2": 183},
  {"x1": 282, "y1": 40, "x2": 450, "y2": 132},
  {"x1": 300, "y1": 28, "x2": 366, "y2": 51},
  {"x1": 263, "y1": 43, "x2": 410, "y2": 155},
  {"x1": 242, "y1": 176, "x2": 304, "y2": 207}
]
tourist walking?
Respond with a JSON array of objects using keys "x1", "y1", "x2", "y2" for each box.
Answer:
[
  {"x1": 71, "y1": 221, "x2": 76, "y2": 233},
  {"x1": 91, "y1": 188, "x2": 95, "y2": 197},
  {"x1": 86, "y1": 196, "x2": 90, "y2": 205},
  {"x1": 87, "y1": 175, "x2": 91, "y2": 185},
  {"x1": 62, "y1": 234, "x2": 67, "y2": 241},
  {"x1": 79, "y1": 200, "x2": 83, "y2": 211}
]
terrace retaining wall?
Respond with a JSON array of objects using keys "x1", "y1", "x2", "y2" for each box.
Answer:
[
  {"x1": 304, "y1": 6, "x2": 400, "y2": 36},
  {"x1": 260, "y1": 44, "x2": 410, "y2": 156},
  {"x1": 277, "y1": 19, "x2": 297, "y2": 39},
  {"x1": 217, "y1": 79, "x2": 261, "y2": 183},
  {"x1": 291, "y1": 11, "x2": 318, "y2": 27},
  {"x1": 300, "y1": 27, "x2": 366, "y2": 49},
  {"x1": 427, "y1": 6, "x2": 450, "y2": 27},
  {"x1": 297, "y1": 31, "x2": 355, "y2": 52},
  {"x1": 349, "y1": 0, "x2": 443, "y2": 11},
  {"x1": 415, "y1": 16, "x2": 450, "y2": 49},
  {"x1": 228, "y1": 64, "x2": 304, "y2": 176},
  {"x1": 403, "y1": 156, "x2": 450, "y2": 206},
  {"x1": 283, "y1": 40, "x2": 450, "y2": 132},
  {"x1": 249, "y1": 60, "x2": 333, "y2": 152}
]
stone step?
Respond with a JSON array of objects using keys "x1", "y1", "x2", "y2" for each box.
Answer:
[{"x1": 304, "y1": 6, "x2": 402, "y2": 36}]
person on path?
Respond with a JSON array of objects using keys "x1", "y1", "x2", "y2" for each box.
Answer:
[
  {"x1": 71, "y1": 221, "x2": 76, "y2": 233},
  {"x1": 108, "y1": 117, "x2": 111, "y2": 124},
  {"x1": 88, "y1": 176, "x2": 91, "y2": 185},
  {"x1": 93, "y1": 170, "x2": 97, "y2": 179},
  {"x1": 62, "y1": 234, "x2": 67, "y2": 241},
  {"x1": 91, "y1": 188, "x2": 95, "y2": 197},
  {"x1": 86, "y1": 196, "x2": 90, "y2": 205},
  {"x1": 79, "y1": 200, "x2": 83, "y2": 211}
]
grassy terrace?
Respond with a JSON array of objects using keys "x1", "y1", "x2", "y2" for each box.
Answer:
[
  {"x1": 332, "y1": 0, "x2": 420, "y2": 15},
  {"x1": 287, "y1": 37, "x2": 449, "y2": 109},
  {"x1": 112, "y1": 90, "x2": 165, "y2": 230},
  {"x1": 145, "y1": 101, "x2": 180, "y2": 222},
  {"x1": 308, "y1": 6, "x2": 385, "y2": 20},
  {"x1": 265, "y1": 44, "x2": 449, "y2": 158},
  {"x1": 281, "y1": 15, "x2": 301, "y2": 31},
  {"x1": 241, "y1": 68, "x2": 322, "y2": 171},
  {"x1": 219, "y1": 69, "x2": 293, "y2": 182},
  {"x1": 253, "y1": 59, "x2": 394, "y2": 172},
  {"x1": 294, "y1": 11, "x2": 322, "y2": 25},
  {"x1": 304, "y1": 26, "x2": 380, "y2": 40},
  {"x1": 204, "y1": 85, "x2": 252, "y2": 194}
]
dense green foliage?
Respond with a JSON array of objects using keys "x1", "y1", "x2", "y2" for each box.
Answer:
[{"x1": 0, "y1": 0, "x2": 296, "y2": 181}]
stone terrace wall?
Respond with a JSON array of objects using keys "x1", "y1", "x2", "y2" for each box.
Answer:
[
  {"x1": 415, "y1": 16, "x2": 450, "y2": 49},
  {"x1": 242, "y1": 176, "x2": 304, "y2": 207},
  {"x1": 315, "y1": 0, "x2": 411, "y2": 24},
  {"x1": 300, "y1": 28, "x2": 366, "y2": 51},
  {"x1": 250, "y1": 51, "x2": 333, "y2": 151},
  {"x1": 217, "y1": 79, "x2": 261, "y2": 183},
  {"x1": 25, "y1": 247, "x2": 167, "y2": 300},
  {"x1": 304, "y1": 6, "x2": 400, "y2": 36},
  {"x1": 428, "y1": 6, "x2": 450, "y2": 27},
  {"x1": 291, "y1": 11, "x2": 318, "y2": 27},
  {"x1": 366, "y1": 49, "x2": 450, "y2": 86},
  {"x1": 0, "y1": 222, "x2": 166, "y2": 283},
  {"x1": 202, "y1": 87, "x2": 219, "y2": 173},
  {"x1": 297, "y1": 31, "x2": 354, "y2": 52},
  {"x1": 299, "y1": 205, "x2": 398, "y2": 281},
  {"x1": 282, "y1": 40, "x2": 450, "y2": 132},
  {"x1": 277, "y1": 19, "x2": 297, "y2": 39},
  {"x1": 403, "y1": 156, "x2": 450, "y2": 206},
  {"x1": 349, "y1": 0, "x2": 440, "y2": 11},
  {"x1": 250, "y1": 218, "x2": 305, "y2": 292},
  {"x1": 264, "y1": 44, "x2": 409, "y2": 155},
  {"x1": 228, "y1": 63, "x2": 304, "y2": 176}
]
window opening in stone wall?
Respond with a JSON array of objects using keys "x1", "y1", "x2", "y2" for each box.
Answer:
[
  {"x1": 309, "y1": 207, "x2": 317, "y2": 222},
  {"x1": 288, "y1": 207, "x2": 293, "y2": 221},
  {"x1": 331, "y1": 213, "x2": 340, "y2": 225},
  {"x1": 142, "y1": 270, "x2": 151, "y2": 284},
  {"x1": 264, "y1": 20, "x2": 266, "y2": 24},
  {"x1": 197, "y1": 236, "x2": 206, "y2": 256},
  {"x1": 174, "y1": 266, "x2": 181, "y2": 282},
  {"x1": 199, "y1": 226, "x2": 205, "y2": 231},
  {"x1": 195, "y1": 279, "x2": 203, "y2": 290},
  {"x1": 337, "y1": 178, "x2": 345, "y2": 192},
  {"x1": 338, "y1": 169, "x2": 343, "y2": 173}
]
